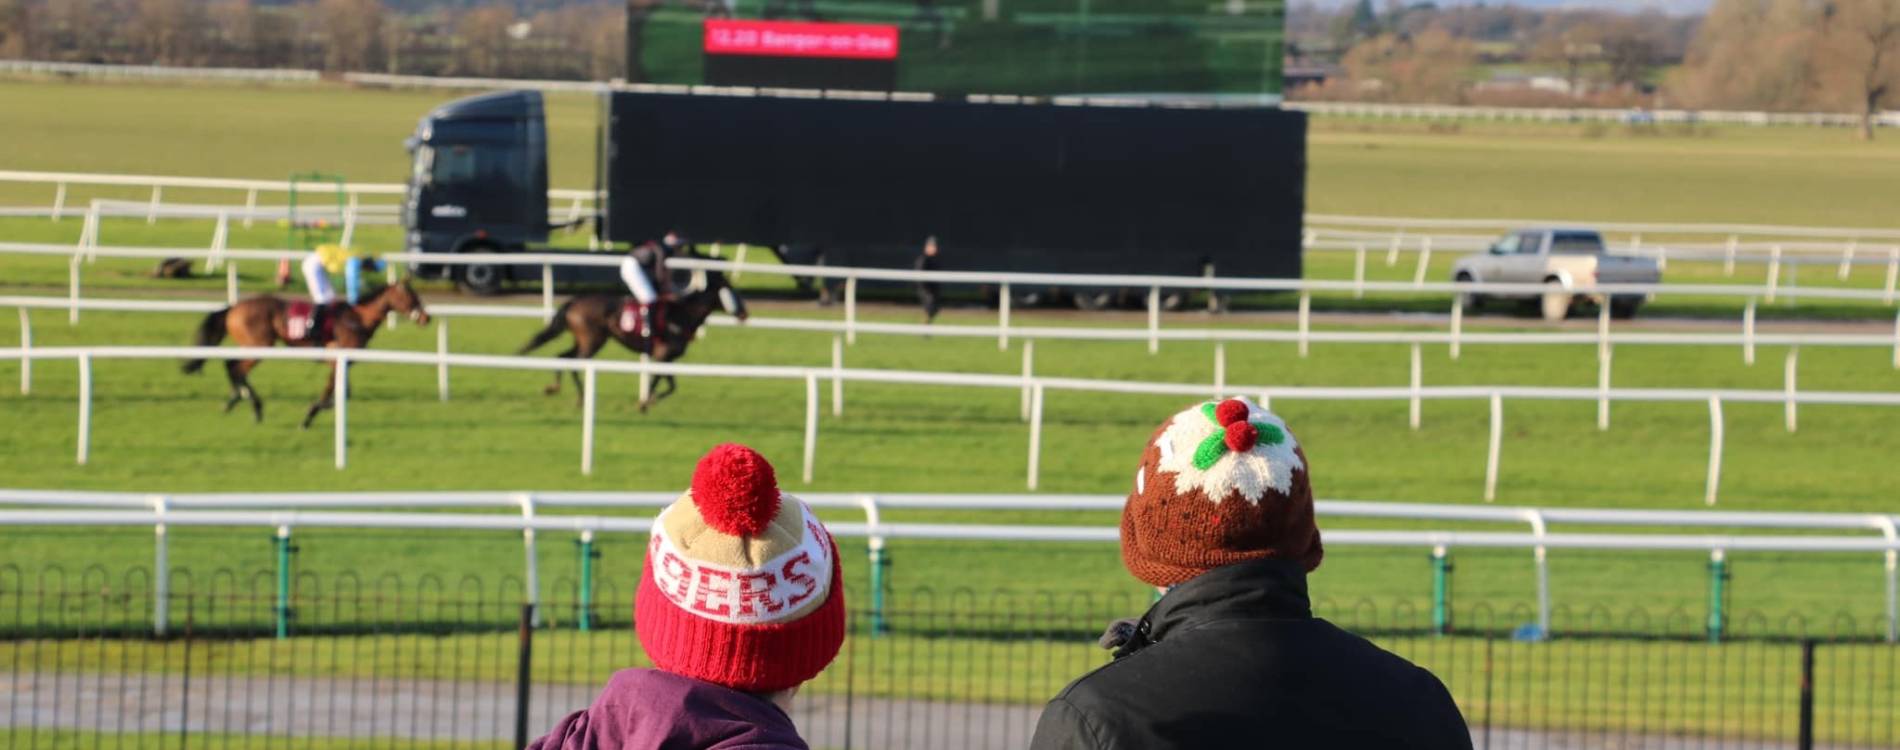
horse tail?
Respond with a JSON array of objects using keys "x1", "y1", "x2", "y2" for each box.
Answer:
[
  {"x1": 516, "y1": 300, "x2": 574, "y2": 355},
  {"x1": 181, "y1": 307, "x2": 230, "y2": 374}
]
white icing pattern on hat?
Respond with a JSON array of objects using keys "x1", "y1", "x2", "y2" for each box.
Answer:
[{"x1": 1153, "y1": 398, "x2": 1303, "y2": 504}]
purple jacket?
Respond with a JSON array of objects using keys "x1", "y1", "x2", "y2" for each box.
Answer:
[{"x1": 527, "y1": 669, "x2": 808, "y2": 750}]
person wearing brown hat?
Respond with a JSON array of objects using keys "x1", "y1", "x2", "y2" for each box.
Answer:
[
  {"x1": 528, "y1": 444, "x2": 845, "y2": 750},
  {"x1": 1029, "y1": 398, "x2": 1471, "y2": 750}
]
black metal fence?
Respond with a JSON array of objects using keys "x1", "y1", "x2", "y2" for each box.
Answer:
[{"x1": 2, "y1": 566, "x2": 1895, "y2": 749}]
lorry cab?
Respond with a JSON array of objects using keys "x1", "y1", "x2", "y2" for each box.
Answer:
[{"x1": 404, "y1": 90, "x2": 549, "y2": 292}]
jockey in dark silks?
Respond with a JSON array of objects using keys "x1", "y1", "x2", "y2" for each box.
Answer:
[{"x1": 618, "y1": 231, "x2": 687, "y2": 338}]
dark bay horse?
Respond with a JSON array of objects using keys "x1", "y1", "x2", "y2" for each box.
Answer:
[
  {"x1": 181, "y1": 282, "x2": 431, "y2": 428},
  {"x1": 516, "y1": 265, "x2": 747, "y2": 412}
]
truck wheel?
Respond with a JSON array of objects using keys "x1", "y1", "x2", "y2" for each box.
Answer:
[
  {"x1": 456, "y1": 243, "x2": 505, "y2": 296},
  {"x1": 1455, "y1": 272, "x2": 1484, "y2": 312},
  {"x1": 1610, "y1": 297, "x2": 1642, "y2": 319},
  {"x1": 1540, "y1": 280, "x2": 1573, "y2": 322}
]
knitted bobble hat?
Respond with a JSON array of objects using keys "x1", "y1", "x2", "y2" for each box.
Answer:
[
  {"x1": 1120, "y1": 398, "x2": 1322, "y2": 587},
  {"x1": 635, "y1": 444, "x2": 846, "y2": 693}
]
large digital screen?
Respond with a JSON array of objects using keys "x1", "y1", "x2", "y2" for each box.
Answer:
[{"x1": 702, "y1": 19, "x2": 901, "y2": 90}]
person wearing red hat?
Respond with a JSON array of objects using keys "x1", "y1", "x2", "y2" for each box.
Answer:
[
  {"x1": 529, "y1": 444, "x2": 845, "y2": 750},
  {"x1": 1030, "y1": 398, "x2": 1471, "y2": 750}
]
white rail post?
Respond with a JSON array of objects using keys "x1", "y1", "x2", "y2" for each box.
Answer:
[
  {"x1": 1629, "y1": 233, "x2": 1642, "y2": 254},
  {"x1": 830, "y1": 335, "x2": 844, "y2": 417},
  {"x1": 17, "y1": 307, "x2": 29, "y2": 396},
  {"x1": 1839, "y1": 239, "x2": 1858, "y2": 281},
  {"x1": 1020, "y1": 339, "x2": 1034, "y2": 422},
  {"x1": 333, "y1": 354, "x2": 348, "y2": 469},
  {"x1": 802, "y1": 373, "x2": 819, "y2": 484},
  {"x1": 1523, "y1": 510, "x2": 1551, "y2": 638},
  {"x1": 436, "y1": 318, "x2": 450, "y2": 401},
  {"x1": 1765, "y1": 245, "x2": 1782, "y2": 303},
  {"x1": 580, "y1": 365, "x2": 597, "y2": 476},
  {"x1": 225, "y1": 260, "x2": 239, "y2": 305},
  {"x1": 1408, "y1": 343, "x2": 1422, "y2": 430},
  {"x1": 242, "y1": 187, "x2": 258, "y2": 228},
  {"x1": 340, "y1": 193, "x2": 358, "y2": 249},
  {"x1": 1484, "y1": 392, "x2": 1502, "y2": 501},
  {"x1": 1411, "y1": 236, "x2": 1433, "y2": 287},
  {"x1": 1875, "y1": 516, "x2": 1898, "y2": 644},
  {"x1": 151, "y1": 495, "x2": 169, "y2": 637},
  {"x1": 80, "y1": 201, "x2": 99, "y2": 262},
  {"x1": 1784, "y1": 346, "x2": 1798, "y2": 433},
  {"x1": 1386, "y1": 230, "x2": 1404, "y2": 266},
  {"x1": 1886, "y1": 247, "x2": 1899, "y2": 305},
  {"x1": 1027, "y1": 383, "x2": 1046, "y2": 490},
  {"x1": 76, "y1": 353, "x2": 91, "y2": 465},
  {"x1": 1743, "y1": 299, "x2": 1757, "y2": 365},
  {"x1": 732, "y1": 245, "x2": 748, "y2": 279},
  {"x1": 1893, "y1": 311, "x2": 1899, "y2": 369},
  {"x1": 1596, "y1": 298, "x2": 1610, "y2": 362},
  {"x1": 1723, "y1": 235, "x2": 1738, "y2": 276},
  {"x1": 638, "y1": 354, "x2": 652, "y2": 403},
  {"x1": 844, "y1": 276, "x2": 858, "y2": 345},
  {"x1": 208, "y1": 212, "x2": 229, "y2": 272},
  {"x1": 1297, "y1": 291, "x2": 1311, "y2": 358},
  {"x1": 50, "y1": 181, "x2": 66, "y2": 221},
  {"x1": 1598, "y1": 344, "x2": 1613, "y2": 431},
  {"x1": 1147, "y1": 286, "x2": 1161, "y2": 354},
  {"x1": 68, "y1": 255, "x2": 80, "y2": 325},
  {"x1": 1706, "y1": 396, "x2": 1725, "y2": 506},
  {"x1": 541, "y1": 264, "x2": 555, "y2": 320},
  {"x1": 1353, "y1": 244, "x2": 1367, "y2": 299},
  {"x1": 517, "y1": 493, "x2": 541, "y2": 626},
  {"x1": 1257, "y1": 391, "x2": 1271, "y2": 410},
  {"x1": 998, "y1": 283, "x2": 1011, "y2": 351},
  {"x1": 1213, "y1": 342, "x2": 1227, "y2": 399},
  {"x1": 1449, "y1": 298, "x2": 1463, "y2": 360},
  {"x1": 146, "y1": 185, "x2": 162, "y2": 224}
]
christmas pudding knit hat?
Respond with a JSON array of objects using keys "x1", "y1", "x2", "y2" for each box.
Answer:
[
  {"x1": 1121, "y1": 397, "x2": 1322, "y2": 587},
  {"x1": 635, "y1": 443, "x2": 846, "y2": 693}
]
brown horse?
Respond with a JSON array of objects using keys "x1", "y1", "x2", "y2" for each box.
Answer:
[
  {"x1": 181, "y1": 282, "x2": 431, "y2": 429},
  {"x1": 516, "y1": 265, "x2": 747, "y2": 412}
]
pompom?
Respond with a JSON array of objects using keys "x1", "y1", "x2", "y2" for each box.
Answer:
[
  {"x1": 690, "y1": 444, "x2": 781, "y2": 537},
  {"x1": 1214, "y1": 399, "x2": 1251, "y2": 427},
  {"x1": 1223, "y1": 421, "x2": 1259, "y2": 453}
]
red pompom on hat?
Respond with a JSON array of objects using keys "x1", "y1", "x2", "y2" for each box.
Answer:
[
  {"x1": 690, "y1": 443, "x2": 782, "y2": 537},
  {"x1": 1213, "y1": 398, "x2": 1251, "y2": 427}
]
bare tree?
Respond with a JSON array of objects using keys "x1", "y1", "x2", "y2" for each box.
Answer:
[
  {"x1": 0, "y1": 0, "x2": 29, "y2": 58},
  {"x1": 1817, "y1": 0, "x2": 1900, "y2": 140},
  {"x1": 455, "y1": 5, "x2": 513, "y2": 77},
  {"x1": 1671, "y1": 0, "x2": 1823, "y2": 111},
  {"x1": 314, "y1": 0, "x2": 386, "y2": 72},
  {"x1": 1342, "y1": 28, "x2": 1478, "y2": 103}
]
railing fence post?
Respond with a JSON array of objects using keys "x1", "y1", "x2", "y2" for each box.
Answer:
[
  {"x1": 1839, "y1": 239, "x2": 1858, "y2": 281},
  {"x1": 1408, "y1": 343, "x2": 1422, "y2": 430},
  {"x1": 803, "y1": 373, "x2": 820, "y2": 484},
  {"x1": 209, "y1": 211, "x2": 228, "y2": 271},
  {"x1": 1765, "y1": 245, "x2": 1782, "y2": 303},
  {"x1": 242, "y1": 187, "x2": 257, "y2": 228},
  {"x1": 1386, "y1": 230, "x2": 1404, "y2": 266},
  {"x1": 580, "y1": 365, "x2": 596, "y2": 476},
  {"x1": 1484, "y1": 392, "x2": 1502, "y2": 502},
  {"x1": 1353, "y1": 244, "x2": 1367, "y2": 299},
  {"x1": 517, "y1": 493, "x2": 541, "y2": 627},
  {"x1": 1892, "y1": 311, "x2": 1899, "y2": 370},
  {"x1": 1706, "y1": 396, "x2": 1725, "y2": 506},
  {"x1": 1706, "y1": 548, "x2": 1727, "y2": 643},
  {"x1": 340, "y1": 193, "x2": 358, "y2": 249},
  {"x1": 1882, "y1": 516, "x2": 1899, "y2": 643},
  {"x1": 541, "y1": 264, "x2": 554, "y2": 319},
  {"x1": 576, "y1": 529, "x2": 596, "y2": 632},
  {"x1": 274, "y1": 525, "x2": 295, "y2": 639},
  {"x1": 151, "y1": 495, "x2": 169, "y2": 637},
  {"x1": 333, "y1": 354, "x2": 348, "y2": 470},
  {"x1": 17, "y1": 307, "x2": 29, "y2": 396},
  {"x1": 831, "y1": 335, "x2": 844, "y2": 417},
  {"x1": 225, "y1": 260, "x2": 239, "y2": 305},
  {"x1": 638, "y1": 354, "x2": 651, "y2": 403},
  {"x1": 68, "y1": 254, "x2": 81, "y2": 325},
  {"x1": 1596, "y1": 299, "x2": 1610, "y2": 361},
  {"x1": 998, "y1": 282, "x2": 1011, "y2": 350},
  {"x1": 1027, "y1": 383, "x2": 1046, "y2": 490},
  {"x1": 1884, "y1": 247, "x2": 1898, "y2": 305},
  {"x1": 1744, "y1": 299, "x2": 1757, "y2": 365},
  {"x1": 436, "y1": 318, "x2": 450, "y2": 401},
  {"x1": 76, "y1": 353, "x2": 91, "y2": 465},
  {"x1": 1525, "y1": 510, "x2": 1550, "y2": 638},
  {"x1": 1020, "y1": 339, "x2": 1034, "y2": 422},
  {"x1": 1213, "y1": 342, "x2": 1227, "y2": 399},
  {"x1": 1147, "y1": 286, "x2": 1161, "y2": 354},
  {"x1": 1449, "y1": 298, "x2": 1463, "y2": 360},
  {"x1": 50, "y1": 181, "x2": 65, "y2": 221},
  {"x1": 844, "y1": 276, "x2": 858, "y2": 345},
  {"x1": 1430, "y1": 545, "x2": 1451, "y2": 636},
  {"x1": 1785, "y1": 346, "x2": 1798, "y2": 433},
  {"x1": 1598, "y1": 344, "x2": 1612, "y2": 431},
  {"x1": 1297, "y1": 291, "x2": 1311, "y2": 358},
  {"x1": 1411, "y1": 236, "x2": 1432, "y2": 287},
  {"x1": 146, "y1": 184, "x2": 161, "y2": 224},
  {"x1": 1723, "y1": 235, "x2": 1738, "y2": 276}
]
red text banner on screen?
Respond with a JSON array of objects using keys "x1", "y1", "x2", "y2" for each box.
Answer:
[{"x1": 703, "y1": 19, "x2": 900, "y2": 60}]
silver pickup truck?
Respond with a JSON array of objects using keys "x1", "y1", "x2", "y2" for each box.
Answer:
[{"x1": 1450, "y1": 229, "x2": 1660, "y2": 321}]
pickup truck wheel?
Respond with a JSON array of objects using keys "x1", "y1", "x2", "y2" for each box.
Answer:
[
  {"x1": 1455, "y1": 272, "x2": 1484, "y2": 311},
  {"x1": 1540, "y1": 281, "x2": 1573, "y2": 322},
  {"x1": 456, "y1": 243, "x2": 505, "y2": 296},
  {"x1": 1610, "y1": 297, "x2": 1642, "y2": 319}
]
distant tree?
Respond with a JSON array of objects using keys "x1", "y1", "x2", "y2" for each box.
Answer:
[
  {"x1": 315, "y1": 0, "x2": 386, "y2": 72},
  {"x1": 1342, "y1": 28, "x2": 1477, "y2": 103},
  {"x1": 1814, "y1": 0, "x2": 1900, "y2": 140},
  {"x1": 455, "y1": 4, "x2": 513, "y2": 77},
  {"x1": 1598, "y1": 15, "x2": 1661, "y2": 89},
  {"x1": 1671, "y1": 0, "x2": 1823, "y2": 111},
  {"x1": 0, "y1": 0, "x2": 29, "y2": 58}
]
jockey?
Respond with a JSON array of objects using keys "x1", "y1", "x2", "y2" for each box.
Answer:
[
  {"x1": 301, "y1": 244, "x2": 352, "y2": 306},
  {"x1": 619, "y1": 237, "x2": 675, "y2": 337}
]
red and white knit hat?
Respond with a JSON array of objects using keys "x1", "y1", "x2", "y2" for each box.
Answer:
[{"x1": 635, "y1": 444, "x2": 846, "y2": 693}]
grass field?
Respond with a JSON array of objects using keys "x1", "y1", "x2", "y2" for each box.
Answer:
[{"x1": 2, "y1": 77, "x2": 1899, "y2": 625}]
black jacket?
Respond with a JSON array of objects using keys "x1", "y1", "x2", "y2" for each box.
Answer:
[{"x1": 1029, "y1": 559, "x2": 1471, "y2": 750}]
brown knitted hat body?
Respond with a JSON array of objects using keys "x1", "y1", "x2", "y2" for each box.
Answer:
[{"x1": 1121, "y1": 398, "x2": 1322, "y2": 587}]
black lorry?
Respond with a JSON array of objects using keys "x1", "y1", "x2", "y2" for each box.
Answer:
[{"x1": 401, "y1": 88, "x2": 1307, "y2": 306}]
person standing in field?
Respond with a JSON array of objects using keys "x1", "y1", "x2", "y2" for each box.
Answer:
[
  {"x1": 528, "y1": 444, "x2": 846, "y2": 750},
  {"x1": 915, "y1": 235, "x2": 942, "y2": 324},
  {"x1": 1029, "y1": 398, "x2": 1472, "y2": 750}
]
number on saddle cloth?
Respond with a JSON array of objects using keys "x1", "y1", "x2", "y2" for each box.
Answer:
[{"x1": 286, "y1": 301, "x2": 344, "y2": 344}]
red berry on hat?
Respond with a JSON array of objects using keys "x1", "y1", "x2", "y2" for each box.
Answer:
[
  {"x1": 1224, "y1": 421, "x2": 1259, "y2": 453},
  {"x1": 691, "y1": 443, "x2": 781, "y2": 537},
  {"x1": 1214, "y1": 399, "x2": 1250, "y2": 427}
]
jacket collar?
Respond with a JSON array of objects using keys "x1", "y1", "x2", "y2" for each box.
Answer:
[{"x1": 1114, "y1": 558, "x2": 1312, "y2": 658}]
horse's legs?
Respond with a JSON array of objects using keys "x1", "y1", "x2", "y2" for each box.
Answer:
[
  {"x1": 640, "y1": 375, "x2": 679, "y2": 413},
  {"x1": 543, "y1": 345, "x2": 578, "y2": 395},
  {"x1": 222, "y1": 360, "x2": 246, "y2": 414},
  {"x1": 224, "y1": 359, "x2": 264, "y2": 423},
  {"x1": 299, "y1": 360, "x2": 339, "y2": 430},
  {"x1": 569, "y1": 334, "x2": 607, "y2": 406}
]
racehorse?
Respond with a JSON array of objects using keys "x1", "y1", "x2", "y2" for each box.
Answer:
[
  {"x1": 516, "y1": 263, "x2": 747, "y2": 412},
  {"x1": 181, "y1": 282, "x2": 431, "y2": 429}
]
